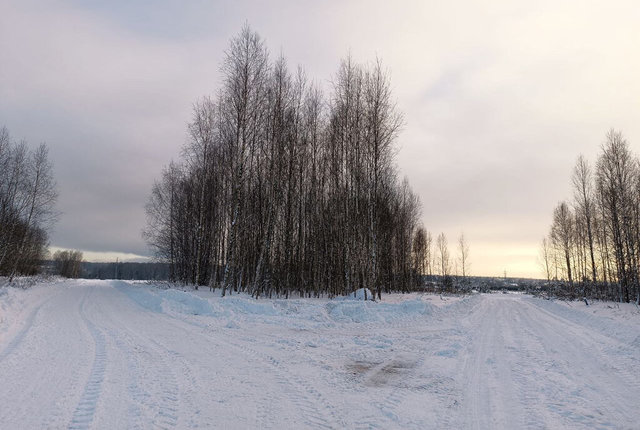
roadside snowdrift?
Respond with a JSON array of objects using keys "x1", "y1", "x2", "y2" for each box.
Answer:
[{"x1": 113, "y1": 282, "x2": 439, "y2": 327}]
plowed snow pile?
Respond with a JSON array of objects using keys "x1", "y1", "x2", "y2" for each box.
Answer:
[{"x1": 1, "y1": 280, "x2": 639, "y2": 429}]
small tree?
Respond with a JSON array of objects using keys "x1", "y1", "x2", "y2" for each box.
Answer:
[
  {"x1": 539, "y1": 237, "x2": 553, "y2": 282},
  {"x1": 412, "y1": 227, "x2": 433, "y2": 287},
  {"x1": 53, "y1": 250, "x2": 83, "y2": 278},
  {"x1": 458, "y1": 233, "x2": 470, "y2": 279},
  {"x1": 436, "y1": 233, "x2": 450, "y2": 277},
  {"x1": 550, "y1": 201, "x2": 574, "y2": 288},
  {"x1": 436, "y1": 233, "x2": 451, "y2": 291}
]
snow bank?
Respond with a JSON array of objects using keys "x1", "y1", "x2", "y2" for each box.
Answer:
[
  {"x1": 113, "y1": 282, "x2": 444, "y2": 328},
  {"x1": 113, "y1": 282, "x2": 164, "y2": 313},
  {"x1": 221, "y1": 296, "x2": 279, "y2": 316},
  {"x1": 113, "y1": 282, "x2": 217, "y2": 316},
  {"x1": 326, "y1": 299, "x2": 435, "y2": 323},
  {"x1": 160, "y1": 289, "x2": 217, "y2": 316}
]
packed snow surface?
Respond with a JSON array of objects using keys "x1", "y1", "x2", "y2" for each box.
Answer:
[{"x1": 1, "y1": 280, "x2": 639, "y2": 429}]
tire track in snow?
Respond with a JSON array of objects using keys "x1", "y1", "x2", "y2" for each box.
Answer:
[
  {"x1": 460, "y1": 299, "x2": 495, "y2": 430},
  {"x1": 151, "y1": 317, "x2": 283, "y2": 429},
  {"x1": 144, "y1": 320, "x2": 252, "y2": 429},
  {"x1": 97, "y1": 304, "x2": 181, "y2": 429},
  {"x1": 40, "y1": 287, "x2": 93, "y2": 430},
  {"x1": 0, "y1": 302, "x2": 44, "y2": 363},
  {"x1": 529, "y1": 301, "x2": 640, "y2": 384},
  {"x1": 518, "y1": 321, "x2": 611, "y2": 428},
  {"x1": 374, "y1": 360, "x2": 424, "y2": 428},
  {"x1": 202, "y1": 318, "x2": 345, "y2": 429},
  {"x1": 224, "y1": 336, "x2": 342, "y2": 429},
  {"x1": 0, "y1": 285, "x2": 89, "y2": 429},
  {"x1": 226, "y1": 301, "x2": 465, "y2": 428},
  {"x1": 144, "y1": 337, "x2": 181, "y2": 429},
  {"x1": 102, "y1": 327, "x2": 179, "y2": 430},
  {"x1": 516, "y1": 301, "x2": 637, "y2": 428},
  {"x1": 458, "y1": 297, "x2": 524, "y2": 430},
  {"x1": 339, "y1": 298, "x2": 475, "y2": 429},
  {"x1": 500, "y1": 306, "x2": 552, "y2": 429},
  {"x1": 0, "y1": 287, "x2": 63, "y2": 363},
  {"x1": 68, "y1": 287, "x2": 107, "y2": 430},
  {"x1": 264, "y1": 324, "x2": 454, "y2": 429},
  {"x1": 254, "y1": 390, "x2": 277, "y2": 430},
  {"x1": 393, "y1": 326, "x2": 464, "y2": 429},
  {"x1": 150, "y1": 308, "x2": 343, "y2": 429},
  {"x1": 153, "y1": 346, "x2": 204, "y2": 428},
  {"x1": 256, "y1": 329, "x2": 373, "y2": 430},
  {"x1": 351, "y1": 354, "x2": 431, "y2": 430},
  {"x1": 183, "y1": 321, "x2": 334, "y2": 428},
  {"x1": 112, "y1": 285, "x2": 279, "y2": 428},
  {"x1": 525, "y1": 299, "x2": 640, "y2": 400}
]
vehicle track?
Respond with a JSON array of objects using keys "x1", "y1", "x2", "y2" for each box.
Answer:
[
  {"x1": 517, "y1": 300, "x2": 638, "y2": 428},
  {"x1": 112, "y1": 286, "x2": 308, "y2": 428},
  {"x1": 0, "y1": 287, "x2": 62, "y2": 363},
  {"x1": 93, "y1": 286, "x2": 182, "y2": 429},
  {"x1": 224, "y1": 336, "x2": 341, "y2": 429},
  {"x1": 0, "y1": 302, "x2": 44, "y2": 363},
  {"x1": 148, "y1": 306, "x2": 344, "y2": 429},
  {"x1": 68, "y1": 288, "x2": 107, "y2": 430}
]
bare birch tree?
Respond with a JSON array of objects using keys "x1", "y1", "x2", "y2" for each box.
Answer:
[{"x1": 458, "y1": 233, "x2": 470, "y2": 279}]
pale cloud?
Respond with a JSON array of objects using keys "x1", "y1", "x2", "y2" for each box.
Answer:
[
  {"x1": 1, "y1": 0, "x2": 639, "y2": 277},
  {"x1": 49, "y1": 247, "x2": 149, "y2": 263}
]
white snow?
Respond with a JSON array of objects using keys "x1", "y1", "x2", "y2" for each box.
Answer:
[
  {"x1": 344, "y1": 287, "x2": 375, "y2": 301},
  {"x1": 1, "y1": 279, "x2": 639, "y2": 429}
]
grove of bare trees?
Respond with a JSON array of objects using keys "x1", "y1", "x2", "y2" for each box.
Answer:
[
  {"x1": 542, "y1": 129, "x2": 640, "y2": 303},
  {"x1": 144, "y1": 26, "x2": 430, "y2": 298},
  {"x1": 0, "y1": 126, "x2": 58, "y2": 279},
  {"x1": 53, "y1": 249, "x2": 83, "y2": 278}
]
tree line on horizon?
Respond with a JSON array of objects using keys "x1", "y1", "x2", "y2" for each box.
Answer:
[
  {"x1": 0, "y1": 127, "x2": 57, "y2": 280},
  {"x1": 542, "y1": 129, "x2": 640, "y2": 303},
  {"x1": 144, "y1": 26, "x2": 458, "y2": 298}
]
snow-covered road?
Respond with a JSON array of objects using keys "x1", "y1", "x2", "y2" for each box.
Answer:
[{"x1": 1, "y1": 280, "x2": 639, "y2": 429}]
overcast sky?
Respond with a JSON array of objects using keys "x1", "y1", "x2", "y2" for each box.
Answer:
[{"x1": 1, "y1": 0, "x2": 639, "y2": 277}]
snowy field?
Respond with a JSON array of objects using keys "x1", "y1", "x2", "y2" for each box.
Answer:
[{"x1": 1, "y1": 280, "x2": 639, "y2": 429}]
